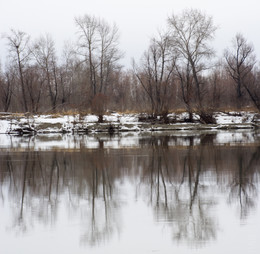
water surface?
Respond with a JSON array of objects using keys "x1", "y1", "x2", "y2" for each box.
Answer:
[{"x1": 1, "y1": 131, "x2": 260, "y2": 253}]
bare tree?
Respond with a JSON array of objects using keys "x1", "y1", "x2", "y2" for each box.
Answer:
[
  {"x1": 206, "y1": 65, "x2": 223, "y2": 110},
  {"x1": 23, "y1": 65, "x2": 45, "y2": 113},
  {"x1": 175, "y1": 62, "x2": 194, "y2": 121},
  {"x1": 249, "y1": 68, "x2": 260, "y2": 111},
  {"x1": 133, "y1": 32, "x2": 177, "y2": 118},
  {"x1": 59, "y1": 42, "x2": 77, "y2": 110},
  {"x1": 5, "y1": 29, "x2": 31, "y2": 112},
  {"x1": 32, "y1": 34, "x2": 59, "y2": 111},
  {"x1": 75, "y1": 14, "x2": 122, "y2": 98},
  {"x1": 168, "y1": 9, "x2": 217, "y2": 115},
  {"x1": 224, "y1": 33, "x2": 258, "y2": 110},
  {"x1": 97, "y1": 18, "x2": 122, "y2": 94},
  {"x1": 0, "y1": 66, "x2": 14, "y2": 112}
]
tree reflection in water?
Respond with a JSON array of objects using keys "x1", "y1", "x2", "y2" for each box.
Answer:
[
  {"x1": 79, "y1": 140, "x2": 122, "y2": 246},
  {"x1": 0, "y1": 134, "x2": 260, "y2": 247},
  {"x1": 227, "y1": 148, "x2": 260, "y2": 219},
  {"x1": 138, "y1": 136, "x2": 217, "y2": 246}
]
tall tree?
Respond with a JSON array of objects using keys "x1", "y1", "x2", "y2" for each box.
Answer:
[
  {"x1": 168, "y1": 9, "x2": 217, "y2": 112},
  {"x1": 32, "y1": 34, "x2": 59, "y2": 111},
  {"x1": 175, "y1": 61, "x2": 194, "y2": 121},
  {"x1": 224, "y1": 33, "x2": 258, "y2": 109},
  {"x1": 133, "y1": 32, "x2": 177, "y2": 117},
  {"x1": 23, "y1": 65, "x2": 45, "y2": 113},
  {"x1": 75, "y1": 14, "x2": 122, "y2": 98},
  {"x1": 59, "y1": 42, "x2": 77, "y2": 110},
  {"x1": 5, "y1": 29, "x2": 31, "y2": 112},
  {"x1": 0, "y1": 65, "x2": 14, "y2": 112}
]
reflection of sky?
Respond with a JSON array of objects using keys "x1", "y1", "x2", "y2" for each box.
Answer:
[{"x1": 0, "y1": 131, "x2": 259, "y2": 150}]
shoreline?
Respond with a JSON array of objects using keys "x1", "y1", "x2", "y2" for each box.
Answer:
[{"x1": 0, "y1": 112, "x2": 259, "y2": 135}]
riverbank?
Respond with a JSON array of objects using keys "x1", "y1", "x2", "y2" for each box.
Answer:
[{"x1": 0, "y1": 111, "x2": 259, "y2": 135}]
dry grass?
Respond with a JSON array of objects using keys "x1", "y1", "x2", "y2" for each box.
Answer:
[{"x1": 5, "y1": 106, "x2": 257, "y2": 119}]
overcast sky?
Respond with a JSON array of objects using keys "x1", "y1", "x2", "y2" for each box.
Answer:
[{"x1": 0, "y1": 0, "x2": 259, "y2": 68}]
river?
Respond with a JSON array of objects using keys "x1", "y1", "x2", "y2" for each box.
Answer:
[{"x1": 0, "y1": 131, "x2": 260, "y2": 253}]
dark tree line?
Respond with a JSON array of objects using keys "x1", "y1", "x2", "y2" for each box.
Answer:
[{"x1": 1, "y1": 9, "x2": 260, "y2": 117}]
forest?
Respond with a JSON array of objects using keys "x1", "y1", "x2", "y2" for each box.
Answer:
[{"x1": 1, "y1": 9, "x2": 260, "y2": 123}]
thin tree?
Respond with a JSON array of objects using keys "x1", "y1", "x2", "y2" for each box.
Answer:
[
  {"x1": 5, "y1": 29, "x2": 31, "y2": 112},
  {"x1": 0, "y1": 66, "x2": 14, "y2": 112},
  {"x1": 175, "y1": 62, "x2": 194, "y2": 121},
  {"x1": 59, "y1": 42, "x2": 76, "y2": 110}
]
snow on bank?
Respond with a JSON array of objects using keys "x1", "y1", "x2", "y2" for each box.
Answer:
[
  {"x1": 0, "y1": 112, "x2": 259, "y2": 134},
  {"x1": 214, "y1": 111, "x2": 255, "y2": 124},
  {"x1": 0, "y1": 112, "x2": 139, "y2": 134},
  {"x1": 0, "y1": 120, "x2": 10, "y2": 134}
]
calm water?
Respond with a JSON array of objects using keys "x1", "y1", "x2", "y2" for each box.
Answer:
[{"x1": 1, "y1": 131, "x2": 260, "y2": 253}]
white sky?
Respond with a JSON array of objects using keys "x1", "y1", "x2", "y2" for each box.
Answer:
[{"x1": 0, "y1": 0, "x2": 260, "y2": 69}]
